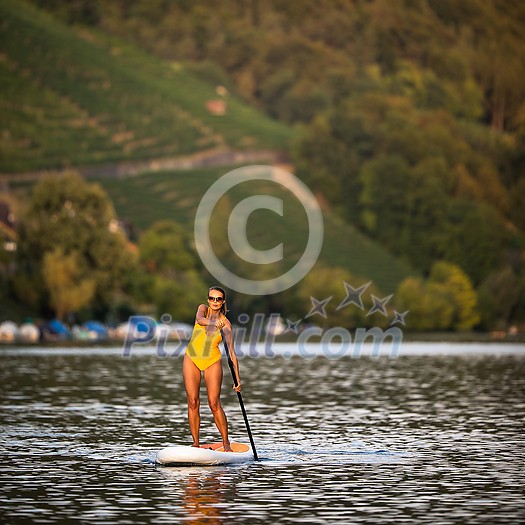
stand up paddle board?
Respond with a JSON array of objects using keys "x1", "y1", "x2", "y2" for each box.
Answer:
[{"x1": 156, "y1": 442, "x2": 254, "y2": 466}]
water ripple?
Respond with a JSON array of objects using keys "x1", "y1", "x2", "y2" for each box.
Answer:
[{"x1": 0, "y1": 350, "x2": 524, "y2": 523}]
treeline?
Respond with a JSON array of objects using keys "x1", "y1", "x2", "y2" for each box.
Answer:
[
  {"x1": 7, "y1": 172, "x2": 209, "y2": 324},
  {"x1": 3, "y1": 172, "x2": 480, "y2": 332},
  {"x1": 17, "y1": 0, "x2": 525, "y2": 329},
  {"x1": 32, "y1": 0, "x2": 525, "y2": 131}
]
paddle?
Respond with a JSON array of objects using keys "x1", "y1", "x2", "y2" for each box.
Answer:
[{"x1": 221, "y1": 329, "x2": 259, "y2": 460}]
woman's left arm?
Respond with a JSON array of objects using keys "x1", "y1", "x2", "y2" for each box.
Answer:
[{"x1": 223, "y1": 320, "x2": 242, "y2": 392}]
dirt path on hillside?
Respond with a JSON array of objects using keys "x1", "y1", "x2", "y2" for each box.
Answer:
[{"x1": 0, "y1": 148, "x2": 290, "y2": 184}]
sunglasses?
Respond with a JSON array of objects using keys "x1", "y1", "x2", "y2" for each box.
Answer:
[{"x1": 208, "y1": 296, "x2": 224, "y2": 303}]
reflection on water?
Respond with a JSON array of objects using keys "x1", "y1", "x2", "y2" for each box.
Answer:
[{"x1": 1, "y1": 345, "x2": 524, "y2": 523}]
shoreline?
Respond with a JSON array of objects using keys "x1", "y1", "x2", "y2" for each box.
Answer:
[{"x1": 1, "y1": 331, "x2": 524, "y2": 349}]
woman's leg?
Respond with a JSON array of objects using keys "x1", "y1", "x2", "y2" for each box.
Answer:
[
  {"x1": 183, "y1": 355, "x2": 202, "y2": 447},
  {"x1": 203, "y1": 360, "x2": 232, "y2": 451}
]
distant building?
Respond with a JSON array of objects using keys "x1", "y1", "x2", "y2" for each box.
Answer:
[{"x1": 206, "y1": 99, "x2": 227, "y2": 115}]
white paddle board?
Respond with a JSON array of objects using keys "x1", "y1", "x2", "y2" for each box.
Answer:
[{"x1": 156, "y1": 442, "x2": 254, "y2": 466}]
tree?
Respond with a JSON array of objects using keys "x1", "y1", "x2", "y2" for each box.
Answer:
[
  {"x1": 138, "y1": 220, "x2": 197, "y2": 276},
  {"x1": 16, "y1": 171, "x2": 135, "y2": 318},
  {"x1": 359, "y1": 154, "x2": 412, "y2": 245},
  {"x1": 510, "y1": 177, "x2": 525, "y2": 232},
  {"x1": 477, "y1": 267, "x2": 520, "y2": 330},
  {"x1": 397, "y1": 261, "x2": 479, "y2": 331},
  {"x1": 42, "y1": 248, "x2": 95, "y2": 321},
  {"x1": 136, "y1": 220, "x2": 208, "y2": 321},
  {"x1": 440, "y1": 201, "x2": 509, "y2": 285},
  {"x1": 396, "y1": 277, "x2": 455, "y2": 331},
  {"x1": 429, "y1": 261, "x2": 480, "y2": 330},
  {"x1": 152, "y1": 271, "x2": 208, "y2": 322}
]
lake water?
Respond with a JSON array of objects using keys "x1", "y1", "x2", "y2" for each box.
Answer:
[{"x1": 1, "y1": 343, "x2": 524, "y2": 524}]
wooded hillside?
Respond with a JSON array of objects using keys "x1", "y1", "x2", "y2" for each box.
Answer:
[{"x1": 2, "y1": 0, "x2": 524, "y2": 330}]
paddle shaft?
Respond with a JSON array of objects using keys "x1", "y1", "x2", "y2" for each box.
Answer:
[{"x1": 221, "y1": 330, "x2": 259, "y2": 460}]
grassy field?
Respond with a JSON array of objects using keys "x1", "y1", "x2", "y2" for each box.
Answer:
[
  {"x1": 0, "y1": 0, "x2": 293, "y2": 173},
  {"x1": 88, "y1": 166, "x2": 416, "y2": 294}
]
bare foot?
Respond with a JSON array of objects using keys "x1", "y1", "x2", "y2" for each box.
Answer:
[
  {"x1": 223, "y1": 442, "x2": 233, "y2": 452},
  {"x1": 191, "y1": 442, "x2": 200, "y2": 448}
]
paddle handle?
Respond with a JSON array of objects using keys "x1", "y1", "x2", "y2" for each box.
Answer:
[{"x1": 222, "y1": 330, "x2": 259, "y2": 461}]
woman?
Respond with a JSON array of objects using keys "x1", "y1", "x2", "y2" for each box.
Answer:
[{"x1": 183, "y1": 286, "x2": 241, "y2": 451}]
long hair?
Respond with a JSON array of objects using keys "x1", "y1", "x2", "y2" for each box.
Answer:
[{"x1": 209, "y1": 285, "x2": 227, "y2": 315}]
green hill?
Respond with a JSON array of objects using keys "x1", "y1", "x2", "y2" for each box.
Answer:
[
  {"x1": 89, "y1": 166, "x2": 415, "y2": 294},
  {"x1": 0, "y1": 0, "x2": 293, "y2": 173},
  {"x1": 0, "y1": 0, "x2": 415, "y2": 300}
]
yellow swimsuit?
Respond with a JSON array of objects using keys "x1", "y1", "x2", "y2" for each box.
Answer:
[{"x1": 185, "y1": 309, "x2": 222, "y2": 371}]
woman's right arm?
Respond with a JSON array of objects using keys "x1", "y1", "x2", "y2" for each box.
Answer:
[
  {"x1": 195, "y1": 304, "x2": 210, "y2": 326},
  {"x1": 195, "y1": 305, "x2": 225, "y2": 329}
]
